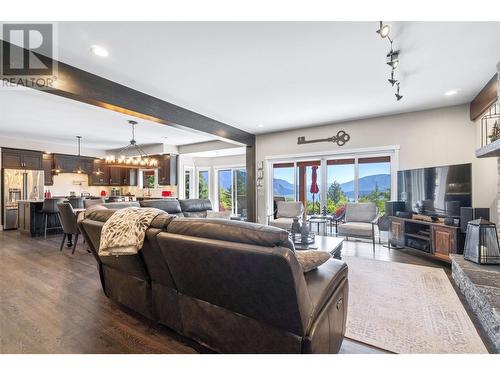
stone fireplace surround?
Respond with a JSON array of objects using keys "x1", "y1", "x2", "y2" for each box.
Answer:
[{"x1": 451, "y1": 62, "x2": 500, "y2": 353}]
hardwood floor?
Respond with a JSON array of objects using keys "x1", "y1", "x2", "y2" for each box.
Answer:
[{"x1": 0, "y1": 230, "x2": 486, "y2": 354}]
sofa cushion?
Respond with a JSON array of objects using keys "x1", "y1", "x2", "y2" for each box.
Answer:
[
  {"x1": 295, "y1": 251, "x2": 331, "y2": 272},
  {"x1": 167, "y1": 218, "x2": 294, "y2": 251},
  {"x1": 277, "y1": 201, "x2": 303, "y2": 219},
  {"x1": 179, "y1": 199, "x2": 213, "y2": 213},
  {"x1": 102, "y1": 201, "x2": 140, "y2": 209},
  {"x1": 206, "y1": 210, "x2": 232, "y2": 219},
  {"x1": 344, "y1": 203, "x2": 377, "y2": 223},
  {"x1": 85, "y1": 209, "x2": 174, "y2": 230},
  {"x1": 139, "y1": 199, "x2": 183, "y2": 216},
  {"x1": 182, "y1": 211, "x2": 207, "y2": 218},
  {"x1": 337, "y1": 221, "x2": 373, "y2": 237}
]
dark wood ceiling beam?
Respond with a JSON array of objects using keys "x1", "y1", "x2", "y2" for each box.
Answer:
[{"x1": 470, "y1": 73, "x2": 498, "y2": 121}]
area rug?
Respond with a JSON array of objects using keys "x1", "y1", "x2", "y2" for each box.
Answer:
[{"x1": 343, "y1": 256, "x2": 488, "y2": 353}]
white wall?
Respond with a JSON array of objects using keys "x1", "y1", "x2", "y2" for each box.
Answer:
[{"x1": 255, "y1": 104, "x2": 497, "y2": 224}]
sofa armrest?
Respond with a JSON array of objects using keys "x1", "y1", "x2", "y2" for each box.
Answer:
[
  {"x1": 302, "y1": 259, "x2": 349, "y2": 353},
  {"x1": 303, "y1": 259, "x2": 348, "y2": 330}
]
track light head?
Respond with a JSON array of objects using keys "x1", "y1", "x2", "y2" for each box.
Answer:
[
  {"x1": 395, "y1": 83, "x2": 403, "y2": 101},
  {"x1": 388, "y1": 71, "x2": 398, "y2": 86},
  {"x1": 386, "y1": 50, "x2": 399, "y2": 69},
  {"x1": 376, "y1": 21, "x2": 391, "y2": 38}
]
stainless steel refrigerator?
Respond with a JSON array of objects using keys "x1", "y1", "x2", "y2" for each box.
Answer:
[{"x1": 2, "y1": 169, "x2": 44, "y2": 230}]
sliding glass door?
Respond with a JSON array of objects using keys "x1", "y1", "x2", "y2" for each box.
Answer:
[
  {"x1": 271, "y1": 153, "x2": 393, "y2": 215},
  {"x1": 217, "y1": 168, "x2": 247, "y2": 216},
  {"x1": 326, "y1": 159, "x2": 355, "y2": 213},
  {"x1": 198, "y1": 170, "x2": 209, "y2": 199},
  {"x1": 358, "y1": 156, "x2": 391, "y2": 213}
]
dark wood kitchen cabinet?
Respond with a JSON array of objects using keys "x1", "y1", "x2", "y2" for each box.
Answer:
[
  {"x1": 1, "y1": 148, "x2": 43, "y2": 170},
  {"x1": 42, "y1": 153, "x2": 54, "y2": 186},
  {"x1": 89, "y1": 160, "x2": 109, "y2": 186},
  {"x1": 108, "y1": 167, "x2": 122, "y2": 186},
  {"x1": 121, "y1": 168, "x2": 137, "y2": 186},
  {"x1": 158, "y1": 154, "x2": 178, "y2": 186}
]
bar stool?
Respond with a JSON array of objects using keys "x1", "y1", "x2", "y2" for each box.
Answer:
[
  {"x1": 68, "y1": 197, "x2": 84, "y2": 209},
  {"x1": 39, "y1": 198, "x2": 64, "y2": 239},
  {"x1": 57, "y1": 202, "x2": 82, "y2": 254}
]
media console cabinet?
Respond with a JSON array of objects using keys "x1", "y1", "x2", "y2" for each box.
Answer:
[{"x1": 388, "y1": 216, "x2": 464, "y2": 261}]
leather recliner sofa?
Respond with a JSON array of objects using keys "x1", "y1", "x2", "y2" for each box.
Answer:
[
  {"x1": 101, "y1": 198, "x2": 214, "y2": 217},
  {"x1": 78, "y1": 211, "x2": 349, "y2": 354}
]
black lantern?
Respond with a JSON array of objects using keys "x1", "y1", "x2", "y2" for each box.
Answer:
[{"x1": 463, "y1": 218, "x2": 500, "y2": 265}]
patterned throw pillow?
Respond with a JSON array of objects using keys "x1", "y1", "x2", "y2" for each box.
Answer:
[{"x1": 295, "y1": 250, "x2": 331, "y2": 272}]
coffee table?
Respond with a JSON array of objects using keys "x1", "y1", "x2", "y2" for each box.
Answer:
[{"x1": 294, "y1": 235, "x2": 344, "y2": 259}]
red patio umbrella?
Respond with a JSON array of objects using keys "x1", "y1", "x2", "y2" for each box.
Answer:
[{"x1": 310, "y1": 166, "x2": 319, "y2": 215}]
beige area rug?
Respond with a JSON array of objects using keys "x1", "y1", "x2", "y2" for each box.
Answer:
[{"x1": 343, "y1": 256, "x2": 488, "y2": 353}]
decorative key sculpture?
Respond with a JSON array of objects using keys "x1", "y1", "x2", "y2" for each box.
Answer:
[{"x1": 297, "y1": 130, "x2": 351, "y2": 146}]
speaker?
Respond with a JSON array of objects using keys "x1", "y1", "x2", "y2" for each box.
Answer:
[
  {"x1": 385, "y1": 201, "x2": 406, "y2": 217},
  {"x1": 460, "y1": 207, "x2": 490, "y2": 233}
]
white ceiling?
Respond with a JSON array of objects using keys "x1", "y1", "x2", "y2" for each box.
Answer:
[
  {"x1": 51, "y1": 21, "x2": 500, "y2": 134},
  {"x1": 0, "y1": 87, "x2": 216, "y2": 150},
  {"x1": 1, "y1": 22, "x2": 499, "y2": 146}
]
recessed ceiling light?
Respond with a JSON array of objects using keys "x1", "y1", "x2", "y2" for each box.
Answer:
[
  {"x1": 90, "y1": 45, "x2": 109, "y2": 57},
  {"x1": 445, "y1": 89, "x2": 458, "y2": 96},
  {"x1": 257, "y1": 124, "x2": 264, "y2": 128}
]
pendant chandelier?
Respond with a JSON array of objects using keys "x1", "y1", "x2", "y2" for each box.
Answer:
[{"x1": 105, "y1": 120, "x2": 158, "y2": 167}]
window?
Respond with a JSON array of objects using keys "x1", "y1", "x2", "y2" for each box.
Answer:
[
  {"x1": 217, "y1": 168, "x2": 247, "y2": 216},
  {"x1": 358, "y1": 156, "x2": 391, "y2": 213},
  {"x1": 273, "y1": 163, "x2": 295, "y2": 202},
  {"x1": 142, "y1": 170, "x2": 156, "y2": 189},
  {"x1": 270, "y1": 152, "x2": 393, "y2": 215},
  {"x1": 198, "y1": 170, "x2": 209, "y2": 199},
  {"x1": 326, "y1": 159, "x2": 355, "y2": 213},
  {"x1": 234, "y1": 169, "x2": 247, "y2": 216},
  {"x1": 296, "y1": 161, "x2": 321, "y2": 215},
  {"x1": 184, "y1": 168, "x2": 193, "y2": 199},
  {"x1": 218, "y1": 169, "x2": 232, "y2": 212}
]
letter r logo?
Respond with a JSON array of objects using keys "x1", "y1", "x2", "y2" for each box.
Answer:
[{"x1": 1, "y1": 23, "x2": 54, "y2": 76}]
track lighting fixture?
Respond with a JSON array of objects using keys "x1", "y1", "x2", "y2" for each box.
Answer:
[
  {"x1": 386, "y1": 50, "x2": 399, "y2": 69},
  {"x1": 388, "y1": 71, "x2": 398, "y2": 86},
  {"x1": 395, "y1": 83, "x2": 403, "y2": 101},
  {"x1": 376, "y1": 21, "x2": 391, "y2": 38},
  {"x1": 376, "y1": 21, "x2": 403, "y2": 101}
]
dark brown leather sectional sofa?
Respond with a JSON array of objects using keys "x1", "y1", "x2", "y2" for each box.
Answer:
[{"x1": 78, "y1": 208, "x2": 349, "y2": 354}]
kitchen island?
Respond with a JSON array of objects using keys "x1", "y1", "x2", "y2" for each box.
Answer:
[{"x1": 17, "y1": 200, "x2": 61, "y2": 237}]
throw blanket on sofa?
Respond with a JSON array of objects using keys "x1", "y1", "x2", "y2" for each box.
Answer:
[{"x1": 99, "y1": 207, "x2": 163, "y2": 256}]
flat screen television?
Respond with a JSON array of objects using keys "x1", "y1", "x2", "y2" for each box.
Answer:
[{"x1": 397, "y1": 163, "x2": 472, "y2": 217}]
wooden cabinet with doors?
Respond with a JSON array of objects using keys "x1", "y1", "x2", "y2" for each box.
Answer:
[
  {"x1": 108, "y1": 167, "x2": 122, "y2": 186},
  {"x1": 42, "y1": 153, "x2": 54, "y2": 186},
  {"x1": 390, "y1": 217, "x2": 405, "y2": 248},
  {"x1": 1, "y1": 148, "x2": 43, "y2": 170},
  {"x1": 158, "y1": 154, "x2": 178, "y2": 186},
  {"x1": 121, "y1": 168, "x2": 137, "y2": 186},
  {"x1": 432, "y1": 226, "x2": 458, "y2": 261}
]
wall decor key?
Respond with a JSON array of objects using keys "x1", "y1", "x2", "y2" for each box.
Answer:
[{"x1": 297, "y1": 130, "x2": 350, "y2": 146}]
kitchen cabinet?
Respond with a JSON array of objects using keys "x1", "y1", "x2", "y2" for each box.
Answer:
[
  {"x1": 53, "y1": 154, "x2": 93, "y2": 174},
  {"x1": 121, "y1": 168, "x2": 137, "y2": 186},
  {"x1": 1, "y1": 148, "x2": 43, "y2": 170},
  {"x1": 42, "y1": 154, "x2": 54, "y2": 186},
  {"x1": 109, "y1": 167, "x2": 122, "y2": 186},
  {"x1": 89, "y1": 160, "x2": 109, "y2": 186},
  {"x1": 158, "y1": 154, "x2": 178, "y2": 186}
]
